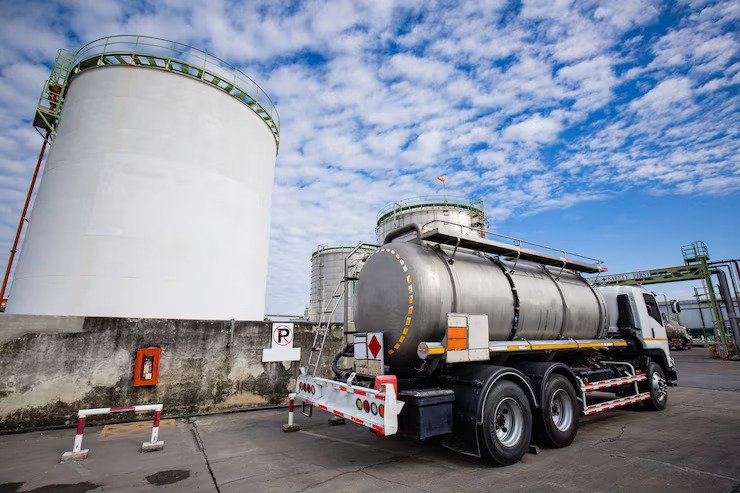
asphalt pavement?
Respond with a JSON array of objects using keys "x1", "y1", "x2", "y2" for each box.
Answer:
[{"x1": 1, "y1": 348, "x2": 738, "y2": 492}]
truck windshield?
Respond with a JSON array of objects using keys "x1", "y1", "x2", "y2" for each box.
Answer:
[{"x1": 642, "y1": 294, "x2": 663, "y2": 324}]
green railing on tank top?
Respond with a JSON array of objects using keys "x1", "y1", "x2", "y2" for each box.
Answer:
[
  {"x1": 34, "y1": 35, "x2": 280, "y2": 150},
  {"x1": 376, "y1": 196, "x2": 486, "y2": 227}
]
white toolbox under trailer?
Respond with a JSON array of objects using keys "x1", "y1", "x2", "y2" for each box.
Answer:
[{"x1": 291, "y1": 224, "x2": 677, "y2": 466}]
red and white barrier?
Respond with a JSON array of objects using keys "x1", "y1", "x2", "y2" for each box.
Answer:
[
  {"x1": 61, "y1": 404, "x2": 164, "y2": 462},
  {"x1": 282, "y1": 393, "x2": 300, "y2": 432}
]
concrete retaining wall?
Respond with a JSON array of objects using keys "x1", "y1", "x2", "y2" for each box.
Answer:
[{"x1": 0, "y1": 316, "x2": 344, "y2": 432}]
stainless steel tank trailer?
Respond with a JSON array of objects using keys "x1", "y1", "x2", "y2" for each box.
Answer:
[
  {"x1": 665, "y1": 319, "x2": 693, "y2": 350},
  {"x1": 292, "y1": 222, "x2": 677, "y2": 466}
]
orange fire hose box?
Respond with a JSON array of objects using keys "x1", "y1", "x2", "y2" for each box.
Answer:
[{"x1": 134, "y1": 347, "x2": 161, "y2": 386}]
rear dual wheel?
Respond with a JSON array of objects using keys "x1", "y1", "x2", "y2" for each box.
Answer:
[
  {"x1": 479, "y1": 381, "x2": 532, "y2": 466},
  {"x1": 479, "y1": 376, "x2": 580, "y2": 465},
  {"x1": 534, "y1": 375, "x2": 579, "y2": 448}
]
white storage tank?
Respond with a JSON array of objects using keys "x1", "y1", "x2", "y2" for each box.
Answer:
[
  {"x1": 376, "y1": 196, "x2": 487, "y2": 244},
  {"x1": 6, "y1": 36, "x2": 279, "y2": 320},
  {"x1": 309, "y1": 244, "x2": 375, "y2": 323}
]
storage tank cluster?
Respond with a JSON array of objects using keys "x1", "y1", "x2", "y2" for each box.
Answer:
[
  {"x1": 308, "y1": 196, "x2": 488, "y2": 324},
  {"x1": 375, "y1": 196, "x2": 487, "y2": 243},
  {"x1": 6, "y1": 35, "x2": 279, "y2": 321},
  {"x1": 8, "y1": 35, "x2": 498, "y2": 330},
  {"x1": 309, "y1": 244, "x2": 376, "y2": 323}
]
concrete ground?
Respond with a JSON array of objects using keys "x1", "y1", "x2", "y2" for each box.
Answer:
[
  {"x1": 672, "y1": 346, "x2": 740, "y2": 392},
  {"x1": 1, "y1": 348, "x2": 739, "y2": 493}
]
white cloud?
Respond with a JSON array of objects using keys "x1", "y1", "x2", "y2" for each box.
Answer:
[
  {"x1": 629, "y1": 77, "x2": 694, "y2": 113},
  {"x1": 593, "y1": 0, "x2": 661, "y2": 30},
  {"x1": 383, "y1": 54, "x2": 454, "y2": 85},
  {"x1": 677, "y1": 175, "x2": 740, "y2": 194},
  {"x1": 0, "y1": 0, "x2": 737, "y2": 314},
  {"x1": 520, "y1": 0, "x2": 573, "y2": 20},
  {"x1": 503, "y1": 114, "x2": 563, "y2": 144}
]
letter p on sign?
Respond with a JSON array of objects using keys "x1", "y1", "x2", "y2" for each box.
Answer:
[{"x1": 263, "y1": 323, "x2": 301, "y2": 362}]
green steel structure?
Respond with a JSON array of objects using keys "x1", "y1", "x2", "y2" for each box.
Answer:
[
  {"x1": 591, "y1": 241, "x2": 730, "y2": 350},
  {"x1": 690, "y1": 286, "x2": 723, "y2": 340},
  {"x1": 34, "y1": 35, "x2": 280, "y2": 149}
]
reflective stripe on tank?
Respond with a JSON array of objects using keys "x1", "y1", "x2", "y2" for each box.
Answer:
[
  {"x1": 377, "y1": 248, "x2": 414, "y2": 356},
  {"x1": 419, "y1": 338, "x2": 629, "y2": 357}
]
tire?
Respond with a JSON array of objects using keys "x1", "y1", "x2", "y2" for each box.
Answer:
[
  {"x1": 534, "y1": 374, "x2": 579, "y2": 447},
  {"x1": 641, "y1": 362, "x2": 668, "y2": 411},
  {"x1": 479, "y1": 380, "x2": 532, "y2": 466}
]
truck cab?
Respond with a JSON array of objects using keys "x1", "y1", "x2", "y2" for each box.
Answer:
[{"x1": 599, "y1": 285, "x2": 676, "y2": 382}]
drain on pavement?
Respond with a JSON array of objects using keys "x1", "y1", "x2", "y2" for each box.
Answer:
[{"x1": 145, "y1": 470, "x2": 190, "y2": 486}]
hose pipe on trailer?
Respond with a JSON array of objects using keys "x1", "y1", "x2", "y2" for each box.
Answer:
[{"x1": 332, "y1": 343, "x2": 354, "y2": 379}]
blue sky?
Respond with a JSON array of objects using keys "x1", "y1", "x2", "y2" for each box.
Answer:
[{"x1": 0, "y1": 0, "x2": 738, "y2": 314}]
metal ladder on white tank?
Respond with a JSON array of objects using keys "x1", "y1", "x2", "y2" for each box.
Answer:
[
  {"x1": 307, "y1": 279, "x2": 345, "y2": 376},
  {"x1": 302, "y1": 242, "x2": 375, "y2": 417},
  {"x1": 306, "y1": 242, "x2": 375, "y2": 377},
  {"x1": 302, "y1": 279, "x2": 345, "y2": 417}
]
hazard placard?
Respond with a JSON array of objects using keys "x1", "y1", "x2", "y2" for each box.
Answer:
[
  {"x1": 354, "y1": 332, "x2": 384, "y2": 360},
  {"x1": 353, "y1": 332, "x2": 385, "y2": 375},
  {"x1": 262, "y1": 323, "x2": 301, "y2": 362}
]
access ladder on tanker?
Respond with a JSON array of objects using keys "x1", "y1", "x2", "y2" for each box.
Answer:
[{"x1": 303, "y1": 242, "x2": 376, "y2": 417}]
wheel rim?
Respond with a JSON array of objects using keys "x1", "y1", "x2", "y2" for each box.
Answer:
[
  {"x1": 550, "y1": 389, "x2": 573, "y2": 432},
  {"x1": 493, "y1": 397, "x2": 524, "y2": 447},
  {"x1": 651, "y1": 371, "x2": 667, "y2": 401}
]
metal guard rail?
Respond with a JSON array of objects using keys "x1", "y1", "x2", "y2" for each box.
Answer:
[
  {"x1": 421, "y1": 219, "x2": 605, "y2": 268},
  {"x1": 312, "y1": 242, "x2": 378, "y2": 257},
  {"x1": 376, "y1": 195, "x2": 485, "y2": 225},
  {"x1": 44, "y1": 35, "x2": 280, "y2": 149}
]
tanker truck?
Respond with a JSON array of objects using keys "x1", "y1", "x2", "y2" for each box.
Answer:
[
  {"x1": 294, "y1": 223, "x2": 676, "y2": 466},
  {"x1": 665, "y1": 318, "x2": 692, "y2": 350}
]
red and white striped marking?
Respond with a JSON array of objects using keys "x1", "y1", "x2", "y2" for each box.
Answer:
[
  {"x1": 582, "y1": 374, "x2": 647, "y2": 392},
  {"x1": 288, "y1": 394, "x2": 295, "y2": 423},
  {"x1": 339, "y1": 386, "x2": 385, "y2": 401},
  {"x1": 296, "y1": 373, "x2": 403, "y2": 435},
  {"x1": 69, "y1": 404, "x2": 163, "y2": 454},
  {"x1": 304, "y1": 398, "x2": 385, "y2": 434},
  {"x1": 584, "y1": 392, "x2": 651, "y2": 415},
  {"x1": 281, "y1": 392, "x2": 301, "y2": 432}
]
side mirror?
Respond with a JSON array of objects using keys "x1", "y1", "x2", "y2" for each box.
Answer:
[{"x1": 671, "y1": 300, "x2": 682, "y2": 314}]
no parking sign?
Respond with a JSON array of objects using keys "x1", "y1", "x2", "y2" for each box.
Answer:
[{"x1": 262, "y1": 323, "x2": 301, "y2": 362}]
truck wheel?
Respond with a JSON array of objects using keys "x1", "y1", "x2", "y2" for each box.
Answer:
[
  {"x1": 641, "y1": 362, "x2": 668, "y2": 411},
  {"x1": 534, "y1": 374, "x2": 579, "y2": 447},
  {"x1": 479, "y1": 380, "x2": 532, "y2": 466}
]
